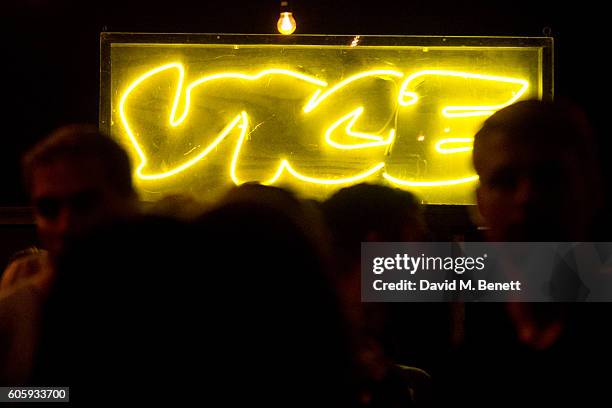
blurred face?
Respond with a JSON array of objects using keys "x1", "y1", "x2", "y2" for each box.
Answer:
[
  {"x1": 475, "y1": 131, "x2": 589, "y2": 241},
  {"x1": 31, "y1": 157, "x2": 133, "y2": 258}
]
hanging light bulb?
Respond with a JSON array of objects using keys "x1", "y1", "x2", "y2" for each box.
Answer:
[
  {"x1": 277, "y1": 1, "x2": 296, "y2": 35},
  {"x1": 277, "y1": 12, "x2": 297, "y2": 35}
]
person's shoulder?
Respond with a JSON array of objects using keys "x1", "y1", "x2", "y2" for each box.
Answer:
[{"x1": 1, "y1": 248, "x2": 51, "y2": 292}]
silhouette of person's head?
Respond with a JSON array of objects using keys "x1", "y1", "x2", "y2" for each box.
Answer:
[
  {"x1": 321, "y1": 183, "x2": 425, "y2": 352},
  {"x1": 191, "y1": 199, "x2": 359, "y2": 407},
  {"x1": 473, "y1": 100, "x2": 600, "y2": 241},
  {"x1": 23, "y1": 124, "x2": 138, "y2": 257},
  {"x1": 322, "y1": 183, "x2": 425, "y2": 268},
  {"x1": 219, "y1": 183, "x2": 331, "y2": 256}
]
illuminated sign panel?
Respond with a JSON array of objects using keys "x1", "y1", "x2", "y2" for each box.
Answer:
[{"x1": 100, "y1": 34, "x2": 552, "y2": 204}]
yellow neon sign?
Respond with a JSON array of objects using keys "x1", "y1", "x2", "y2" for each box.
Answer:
[
  {"x1": 398, "y1": 70, "x2": 529, "y2": 117},
  {"x1": 303, "y1": 69, "x2": 403, "y2": 113},
  {"x1": 383, "y1": 172, "x2": 479, "y2": 187},
  {"x1": 274, "y1": 160, "x2": 386, "y2": 185},
  {"x1": 324, "y1": 107, "x2": 395, "y2": 150},
  {"x1": 117, "y1": 62, "x2": 532, "y2": 194},
  {"x1": 229, "y1": 111, "x2": 387, "y2": 186},
  {"x1": 172, "y1": 68, "x2": 327, "y2": 126},
  {"x1": 435, "y1": 138, "x2": 474, "y2": 154}
]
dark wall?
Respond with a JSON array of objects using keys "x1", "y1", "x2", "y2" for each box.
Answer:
[{"x1": 1, "y1": 0, "x2": 606, "y2": 205}]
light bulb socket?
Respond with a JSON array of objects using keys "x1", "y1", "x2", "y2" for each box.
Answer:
[{"x1": 280, "y1": 1, "x2": 290, "y2": 12}]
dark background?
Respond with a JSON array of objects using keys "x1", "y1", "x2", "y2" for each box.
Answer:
[{"x1": 0, "y1": 0, "x2": 606, "y2": 205}]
